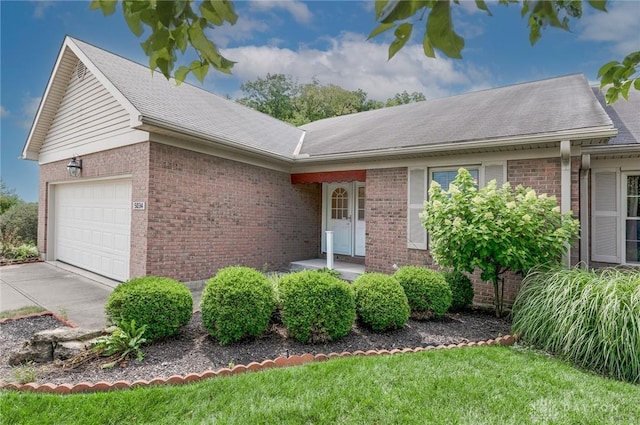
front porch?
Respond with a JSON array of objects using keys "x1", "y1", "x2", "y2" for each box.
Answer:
[{"x1": 289, "y1": 258, "x2": 364, "y2": 281}]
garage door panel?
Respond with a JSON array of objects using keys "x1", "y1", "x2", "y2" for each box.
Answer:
[{"x1": 54, "y1": 179, "x2": 131, "y2": 281}]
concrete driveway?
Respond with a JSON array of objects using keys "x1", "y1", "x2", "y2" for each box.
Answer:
[{"x1": 1, "y1": 262, "x2": 115, "y2": 329}]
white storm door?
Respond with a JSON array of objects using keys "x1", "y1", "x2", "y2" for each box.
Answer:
[
  {"x1": 355, "y1": 184, "x2": 366, "y2": 256},
  {"x1": 54, "y1": 179, "x2": 131, "y2": 281},
  {"x1": 327, "y1": 183, "x2": 353, "y2": 255}
]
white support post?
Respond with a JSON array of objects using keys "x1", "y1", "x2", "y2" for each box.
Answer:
[
  {"x1": 326, "y1": 231, "x2": 334, "y2": 270},
  {"x1": 579, "y1": 154, "x2": 590, "y2": 268},
  {"x1": 560, "y1": 140, "x2": 572, "y2": 267}
]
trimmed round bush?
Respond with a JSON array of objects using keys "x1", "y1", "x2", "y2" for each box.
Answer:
[
  {"x1": 278, "y1": 270, "x2": 355, "y2": 343},
  {"x1": 442, "y1": 271, "x2": 474, "y2": 311},
  {"x1": 394, "y1": 266, "x2": 452, "y2": 318},
  {"x1": 105, "y1": 276, "x2": 193, "y2": 341},
  {"x1": 352, "y1": 273, "x2": 410, "y2": 332},
  {"x1": 200, "y1": 266, "x2": 275, "y2": 345}
]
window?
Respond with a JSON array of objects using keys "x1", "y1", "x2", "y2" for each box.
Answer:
[
  {"x1": 357, "y1": 186, "x2": 365, "y2": 221},
  {"x1": 432, "y1": 169, "x2": 479, "y2": 190},
  {"x1": 331, "y1": 188, "x2": 349, "y2": 219},
  {"x1": 407, "y1": 163, "x2": 506, "y2": 250},
  {"x1": 626, "y1": 175, "x2": 640, "y2": 264}
]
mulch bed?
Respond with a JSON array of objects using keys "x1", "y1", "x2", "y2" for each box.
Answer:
[{"x1": 0, "y1": 309, "x2": 511, "y2": 386}]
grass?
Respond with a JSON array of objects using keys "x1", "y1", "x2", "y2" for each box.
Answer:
[
  {"x1": 2, "y1": 346, "x2": 639, "y2": 424},
  {"x1": 0, "y1": 306, "x2": 46, "y2": 320},
  {"x1": 513, "y1": 267, "x2": 640, "y2": 383}
]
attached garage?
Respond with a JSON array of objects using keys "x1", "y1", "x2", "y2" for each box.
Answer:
[{"x1": 51, "y1": 178, "x2": 132, "y2": 281}]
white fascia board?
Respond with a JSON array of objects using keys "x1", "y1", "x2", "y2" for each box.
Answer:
[
  {"x1": 65, "y1": 38, "x2": 142, "y2": 127},
  {"x1": 583, "y1": 144, "x2": 640, "y2": 155},
  {"x1": 294, "y1": 127, "x2": 618, "y2": 164}
]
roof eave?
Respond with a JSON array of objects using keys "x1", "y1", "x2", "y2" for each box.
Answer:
[
  {"x1": 295, "y1": 126, "x2": 618, "y2": 163},
  {"x1": 138, "y1": 117, "x2": 297, "y2": 165}
]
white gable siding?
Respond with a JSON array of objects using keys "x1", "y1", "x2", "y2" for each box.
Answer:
[{"x1": 38, "y1": 62, "x2": 147, "y2": 164}]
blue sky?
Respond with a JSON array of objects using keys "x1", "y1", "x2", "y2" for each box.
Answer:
[{"x1": 1, "y1": 0, "x2": 638, "y2": 202}]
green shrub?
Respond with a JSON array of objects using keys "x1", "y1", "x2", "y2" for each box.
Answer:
[
  {"x1": 200, "y1": 266, "x2": 275, "y2": 345},
  {"x1": 105, "y1": 276, "x2": 193, "y2": 342},
  {"x1": 442, "y1": 271, "x2": 474, "y2": 311},
  {"x1": 352, "y1": 273, "x2": 409, "y2": 332},
  {"x1": 513, "y1": 267, "x2": 640, "y2": 384},
  {"x1": 394, "y1": 266, "x2": 452, "y2": 318},
  {"x1": 0, "y1": 202, "x2": 38, "y2": 245},
  {"x1": 278, "y1": 270, "x2": 355, "y2": 343}
]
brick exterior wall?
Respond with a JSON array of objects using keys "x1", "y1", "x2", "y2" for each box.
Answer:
[
  {"x1": 38, "y1": 142, "x2": 321, "y2": 282},
  {"x1": 145, "y1": 143, "x2": 321, "y2": 281},
  {"x1": 38, "y1": 143, "x2": 151, "y2": 278},
  {"x1": 364, "y1": 156, "x2": 581, "y2": 307}
]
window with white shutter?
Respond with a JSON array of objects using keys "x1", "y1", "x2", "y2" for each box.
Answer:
[
  {"x1": 407, "y1": 167, "x2": 427, "y2": 249},
  {"x1": 592, "y1": 169, "x2": 620, "y2": 263}
]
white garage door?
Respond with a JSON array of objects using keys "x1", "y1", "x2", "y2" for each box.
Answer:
[{"x1": 54, "y1": 179, "x2": 131, "y2": 281}]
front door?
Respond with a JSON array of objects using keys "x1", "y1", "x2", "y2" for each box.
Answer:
[
  {"x1": 327, "y1": 183, "x2": 353, "y2": 255},
  {"x1": 325, "y1": 182, "x2": 366, "y2": 256}
]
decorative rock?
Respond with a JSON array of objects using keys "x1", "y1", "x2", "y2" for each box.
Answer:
[
  {"x1": 8, "y1": 342, "x2": 53, "y2": 365},
  {"x1": 31, "y1": 328, "x2": 103, "y2": 343}
]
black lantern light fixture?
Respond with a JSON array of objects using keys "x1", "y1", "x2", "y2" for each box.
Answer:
[{"x1": 67, "y1": 156, "x2": 82, "y2": 177}]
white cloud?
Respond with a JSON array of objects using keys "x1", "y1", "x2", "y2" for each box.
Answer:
[
  {"x1": 211, "y1": 16, "x2": 271, "y2": 48},
  {"x1": 31, "y1": 0, "x2": 54, "y2": 19},
  {"x1": 17, "y1": 95, "x2": 42, "y2": 129},
  {"x1": 222, "y1": 32, "x2": 489, "y2": 101},
  {"x1": 578, "y1": 1, "x2": 640, "y2": 56},
  {"x1": 250, "y1": 0, "x2": 312, "y2": 23},
  {"x1": 0, "y1": 106, "x2": 8, "y2": 118}
]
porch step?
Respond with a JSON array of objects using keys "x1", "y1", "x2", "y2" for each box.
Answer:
[{"x1": 289, "y1": 258, "x2": 364, "y2": 282}]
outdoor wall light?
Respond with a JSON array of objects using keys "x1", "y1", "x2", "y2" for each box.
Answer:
[{"x1": 67, "y1": 156, "x2": 82, "y2": 177}]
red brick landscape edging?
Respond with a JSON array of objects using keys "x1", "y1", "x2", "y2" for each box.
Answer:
[{"x1": 0, "y1": 315, "x2": 518, "y2": 394}]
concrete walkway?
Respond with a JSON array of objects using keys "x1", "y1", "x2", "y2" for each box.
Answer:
[
  {"x1": 1, "y1": 262, "x2": 205, "y2": 329},
  {"x1": 1, "y1": 262, "x2": 115, "y2": 329}
]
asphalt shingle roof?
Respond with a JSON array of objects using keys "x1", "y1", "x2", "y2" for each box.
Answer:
[
  {"x1": 591, "y1": 86, "x2": 639, "y2": 145},
  {"x1": 72, "y1": 38, "x2": 304, "y2": 159},
  {"x1": 298, "y1": 74, "x2": 614, "y2": 156}
]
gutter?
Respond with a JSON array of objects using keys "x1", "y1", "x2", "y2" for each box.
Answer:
[
  {"x1": 291, "y1": 126, "x2": 618, "y2": 163},
  {"x1": 582, "y1": 144, "x2": 640, "y2": 155}
]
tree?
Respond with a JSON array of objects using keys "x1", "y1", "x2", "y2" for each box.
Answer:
[
  {"x1": 421, "y1": 168, "x2": 580, "y2": 317},
  {"x1": 385, "y1": 91, "x2": 426, "y2": 107},
  {"x1": 236, "y1": 74, "x2": 418, "y2": 125},
  {"x1": 0, "y1": 180, "x2": 20, "y2": 215},
  {"x1": 91, "y1": 0, "x2": 637, "y2": 103},
  {"x1": 237, "y1": 73, "x2": 299, "y2": 122}
]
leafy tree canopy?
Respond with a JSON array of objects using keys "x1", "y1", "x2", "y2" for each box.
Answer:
[
  {"x1": 422, "y1": 168, "x2": 580, "y2": 316},
  {"x1": 91, "y1": 0, "x2": 637, "y2": 103},
  {"x1": 0, "y1": 180, "x2": 21, "y2": 215},
  {"x1": 237, "y1": 74, "x2": 425, "y2": 125}
]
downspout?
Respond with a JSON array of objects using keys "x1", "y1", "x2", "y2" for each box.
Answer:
[
  {"x1": 579, "y1": 154, "x2": 591, "y2": 268},
  {"x1": 560, "y1": 140, "x2": 572, "y2": 267}
]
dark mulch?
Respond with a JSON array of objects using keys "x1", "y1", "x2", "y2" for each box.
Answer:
[{"x1": 0, "y1": 309, "x2": 511, "y2": 386}]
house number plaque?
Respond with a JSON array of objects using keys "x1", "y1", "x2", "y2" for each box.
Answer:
[{"x1": 133, "y1": 201, "x2": 146, "y2": 210}]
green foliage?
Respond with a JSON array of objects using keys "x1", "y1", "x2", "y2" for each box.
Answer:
[
  {"x1": 442, "y1": 271, "x2": 474, "y2": 311},
  {"x1": 93, "y1": 319, "x2": 147, "y2": 369},
  {"x1": 278, "y1": 270, "x2": 355, "y2": 343},
  {"x1": 393, "y1": 266, "x2": 452, "y2": 318},
  {"x1": 200, "y1": 266, "x2": 275, "y2": 345},
  {"x1": 0, "y1": 180, "x2": 20, "y2": 215},
  {"x1": 90, "y1": 0, "x2": 237, "y2": 83},
  {"x1": 105, "y1": 276, "x2": 193, "y2": 342},
  {"x1": 598, "y1": 50, "x2": 640, "y2": 103},
  {"x1": 422, "y1": 168, "x2": 580, "y2": 316},
  {"x1": 385, "y1": 90, "x2": 426, "y2": 107},
  {"x1": 352, "y1": 273, "x2": 410, "y2": 332},
  {"x1": 11, "y1": 362, "x2": 37, "y2": 384},
  {"x1": 0, "y1": 202, "x2": 38, "y2": 245},
  {"x1": 513, "y1": 267, "x2": 640, "y2": 384},
  {"x1": 237, "y1": 73, "x2": 300, "y2": 122}
]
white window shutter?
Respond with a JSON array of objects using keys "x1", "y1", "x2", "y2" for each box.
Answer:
[
  {"x1": 482, "y1": 162, "x2": 507, "y2": 187},
  {"x1": 408, "y1": 167, "x2": 427, "y2": 250},
  {"x1": 592, "y1": 169, "x2": 620, "y2": 263}
]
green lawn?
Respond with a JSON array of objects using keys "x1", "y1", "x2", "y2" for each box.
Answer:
[{"x1": 2, "y1": 346, "x2": 638, "y2": 425}]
